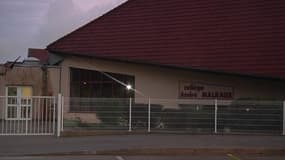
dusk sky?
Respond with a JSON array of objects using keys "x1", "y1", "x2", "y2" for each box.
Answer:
[{"x1": 0, "y1": 0, "x2": 126, "y2": 63}]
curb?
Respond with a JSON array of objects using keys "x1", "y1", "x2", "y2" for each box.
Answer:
[
  {"x1": 61, "y1": 130, "x2": 148, "y2": 137},
  {"x1": 61, "y1": 130, "x2": 283, "y2": 137},
  {"x1": 92, "y1": 148, "x2": 285, "y2": 156},
  {"x1": 20, "y1": 148, "x2": 285, "y2": 157}
]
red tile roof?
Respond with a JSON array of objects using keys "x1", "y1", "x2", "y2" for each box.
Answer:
[
  {"x1": 47, "y1": 0, "x2": 285, "y2": 79},
  {"x1": 28, "y1": 48, "x2": 49, "y2": 64}
]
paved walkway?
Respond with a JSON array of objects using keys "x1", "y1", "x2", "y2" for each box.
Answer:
[{"x1": 0, "y1": 134, "x2": 284, "y2": 156}]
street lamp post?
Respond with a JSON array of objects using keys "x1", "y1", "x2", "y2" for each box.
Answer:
[
  {"x1": 125, "y1": 84, "x2": 140, "y2": 132},
  {"x1": 125, "y1": 84, "x2": 151, "y2": 132}
]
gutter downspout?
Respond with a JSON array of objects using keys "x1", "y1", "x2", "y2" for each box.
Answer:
[{"x1": 41, "y1": 65, "x2": 48, "y2": 96}]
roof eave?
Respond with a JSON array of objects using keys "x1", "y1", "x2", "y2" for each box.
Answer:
[{"x1": 47, "y1": 49, "x2": 285, "y2": 81}]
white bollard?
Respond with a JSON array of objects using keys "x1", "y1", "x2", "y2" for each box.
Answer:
[
  {"x1": 148, "y1": 98, "x2": 151, "y2": 133},
  {"x1": 214, "y1": 99, "x2": 218, "y2": 134}
]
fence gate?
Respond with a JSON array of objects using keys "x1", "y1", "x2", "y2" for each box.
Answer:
[{"x1": 0, "y1": 96, "x2": 58, "y2": 135}]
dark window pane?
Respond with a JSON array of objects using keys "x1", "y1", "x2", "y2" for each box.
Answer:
[
  {"x1": 114, "y1": 83, "x2": 124, "y2": 98},
  {"x1": 70, "y1": 68, "x2": 135, "y2": 112},
  {"x1": 71, "y1": 68, "x2": 80, "y2": 82},
  {"x1": 102, "y1": 74, "x2": 113, "y2": 82},
  {"x1": 70, "y1": 83, "x2": 80, "y2": 97},
  {"x1": 91, "y1": 71, "x2": 102, "y2": 82},
  {"x1": 113, "y1": 74, "x2": 124, "y2": 82},
  {"x1": 80, "y1": 83, "x2": 91, "y2": 97},
  {"x1": 92, "y1": 83, "x2": 101, "y2": 97},
  {"x1": 78, "y1": 69, "x2": 89, "y2": 82},
  {"x1": 102, "y1": 83, "x2": 112, "y2": 98},
  {"x1": 8, "y1": 87, "x2": 17, "y2": 96}
]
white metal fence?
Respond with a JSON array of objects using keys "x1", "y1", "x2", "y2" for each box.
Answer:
[
  {"x1": 62, "y1": 97, "x2": 285, "y2": 135},
  {"x1": 0, "y1": 96, "x2": 59, "y2": 136},
  {"x1": 1, "y1": 95, "x2": 283, "y2": 136}
]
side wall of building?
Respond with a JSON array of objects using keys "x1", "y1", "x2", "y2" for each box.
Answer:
[
  {"x1": 59, "y1": 56, "x2": 285, "y2": 122},
  {"x1": 60, "y1": 56, "x2": 285, "y2": 100}
]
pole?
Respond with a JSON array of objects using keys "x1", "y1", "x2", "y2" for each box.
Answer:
[
  {"x1": 148, "y1": 98, "x2": 151, "y2": 133},
  {"x1": 214, "y1": 99, "x2": 218, "y2": 134},
  {"x1": 129, "y1": 97, "x2": 132, "y2": 132},
  {"x1": 57, "y1": 94, "x2": 62, "y2": 137}
]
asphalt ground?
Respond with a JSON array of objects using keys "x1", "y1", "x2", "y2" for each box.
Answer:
[
  {"x1": 1, "y1": 155, "x2": 285, "y2": 160},
  {"x1": 0, "y1": 134, "x2": 284, "y2": 157},
  {"x1": 0, "y1": 155, "x2": 238, "y2": 160}
]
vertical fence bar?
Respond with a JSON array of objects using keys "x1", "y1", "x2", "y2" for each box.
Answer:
[
  {"x1": 148, "y1": 98, "x2": 151, "y2": 133},
  {"x1": 61, "y1": 97, "x2": 64, "y2": 132},
  {"x1": 17, "y1": 97, "x2": 20, "y2": 134},
  {"x1": 57, "y1": 94, "x2": 62, "y2": 137},
  {"x1": 2, "y1": 97, "x2": 5, "y2": 134},
  {"x1": 46, "y1": 98, "x2": 49, "y2": 133},
  {"x1": 33, "y1": 98, "x2": 36, "y2": 134},
  {"x1": 129, "y1": 97, "x2": 132, "y2": 132},
  {"x1": 9, "y1": 100, "x2": 12, "y2": 134},
  {"x1": 37, "y1": 97, "x2": 42, "y2": 133},
  {"x1": 45, "y1": 97, "x2": 48, "y2": 134},
  {"x1": 283, "y1": 101, "x2": 285, "y2": 136},
  {"x1": 19, "y1": 97, "x2": 22, "y2": 134},
  {"x1": 5, "y1": 98, "x2": 7, "y2": 134},
  {"x1": 13, "y1": 102, "x2": 16, "y2": 134},
  {"x1": 29, "y1": 97, "x2": 32, "y2": 134},
  {"x1": 53, "y1": 97, "x2": 56, "y2": 135},
  {"x1": 214, "y1": 99, "x2": 218, "y2": 134},
  {"x1": 3, "y1": 97, "x2": 5, "y2": 134},
  {"x1": 1, "y1": 97, "x2": 4, "y2": 134},
  {"x1": 10, "y1": 99, "x2": 16, "y2": 134},
  {"x1": 48, "y1": 98, "x2": 51, "y2": 134},
  {"x1": 25, "y1": 97, "x2": 28, "y2": 135},
  {"x1": 41, "y1": 98, "x2": 43, "y2": 133}
]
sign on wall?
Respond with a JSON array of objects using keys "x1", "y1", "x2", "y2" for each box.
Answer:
[{"x1": 179, "y1": 81, "x2": 234, "y2": 99}]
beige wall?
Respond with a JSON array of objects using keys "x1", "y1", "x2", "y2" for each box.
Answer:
[
  {"x1": 58, "y1": 56, "x2": 285, "y2": 122},
  {"x1": 0, "y1": 65, "x2": 60, "y2": 119},
  {"x1": 2, "y1": 57, "x2": 283, "y2": 122},
  {"x1": 0, "y1": 66, "x2": 42, "y2": 96},
  {"x1": 48, "y1": 67, "x2": 61, "y2": 96},
  {"x1": 0, "y1": 65, "x2": 60, "y2": 96},
  {"x1": 60, "y1": 56, "x2": 285, "y2": 100}
]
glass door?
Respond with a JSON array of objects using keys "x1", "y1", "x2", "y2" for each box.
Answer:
[{"x1": 6, "y1": 86, "x2": 32, "y2": 120}]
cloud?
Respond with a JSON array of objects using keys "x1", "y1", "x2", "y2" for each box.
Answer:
[
  {"x1": 35, "y1": 0, "x2": 80, "y2": 46},
  {"x1": 0, "y1": 0, "x2": 127, "y2": 63},
  {"x1": 0, "y1": 0, "x2": 49, "y2": 63}
]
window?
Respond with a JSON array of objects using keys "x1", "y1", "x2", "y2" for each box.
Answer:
[
  {"x1": 5, "y1": 86, "x2": 32, "y2": 120},
  {"x1": 69, "y1": 68, "x2": 135, "y2": 112}
]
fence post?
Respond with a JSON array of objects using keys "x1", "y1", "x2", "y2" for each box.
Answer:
[
  {"x1": 214, "y1": 99, "x2": 218, "y2": 134},
  {"x1": 148, "y1": 98, "x2": 151, "y2": 133},
  {"x1": 57, "y1": 94, "x2": 62, "y2": 137},
  {"x1": 283, "y1": 101, "x2": 285, "y2": 136},
  {"x1": 129, "y1": 97, "x2": 132, "y2": 132}
]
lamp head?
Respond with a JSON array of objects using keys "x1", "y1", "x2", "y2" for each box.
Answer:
[{"x1": 126, "y1": 84, "x2": 132, "y2": 90}]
